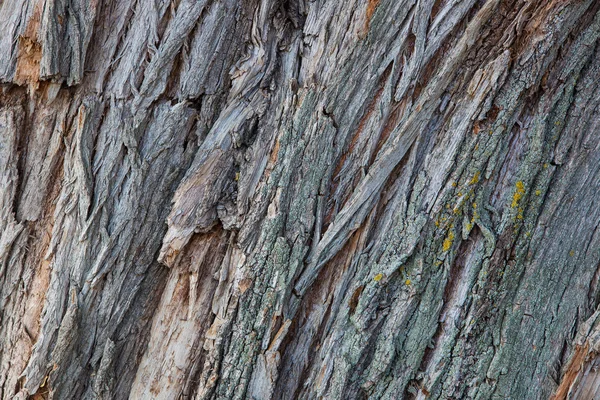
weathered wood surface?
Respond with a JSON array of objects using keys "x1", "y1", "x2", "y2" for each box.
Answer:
[{"x1": 1, "y1": 0, "x2": 600, "y2": 399}]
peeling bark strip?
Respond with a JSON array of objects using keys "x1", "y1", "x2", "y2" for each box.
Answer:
[{"x1": 1, "y1": 0, "x2": 600, "y2": 399}]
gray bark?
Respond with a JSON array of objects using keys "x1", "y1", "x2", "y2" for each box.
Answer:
[{"x1": 1, "y1": 0, "x2": 600, "y2": 399}]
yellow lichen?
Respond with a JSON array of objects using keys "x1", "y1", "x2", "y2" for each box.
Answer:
[
  {"x1": 442, "y1": 231, "x2": 455, "y2": 252},
  {"x1": 516, "y1": 207, "x2": 524, "y2": 220},
  {"x1": 569, "y1": 250, "x2": 575, "y2": 257},
  {"x1": 405, "y1": 279, "x2": 411, "y2": 285},
  {"x1": 451, "y1": 181, "x2": 458, "y2": 187},
  {"x1": 535, "y1": 190, "x2": 541, "y2": 196},
  {"x1": 511, "y1": 181, "x2": 525, "y2": 208},
  {"x1": 373, "y1": 273, "x2": 383, "y2": 282},
  {"x1": 469, "y1": 171, "x2": 480, "y2": 185}
]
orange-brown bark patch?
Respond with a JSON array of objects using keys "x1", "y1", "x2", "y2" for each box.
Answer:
[
  {"x1": 551, "y1": 343, "x2": 589, "y2": 400},
  {"x1": 362, "y1": 0, "x2": 381, "y2": 35},
  {"x1": 15, "y1": 1, "x2": 43, "y2": 88},
  {"x1": 15, "y1": 36, "x2": 42, "y2": 88}
]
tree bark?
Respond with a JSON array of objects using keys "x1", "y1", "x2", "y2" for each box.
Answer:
[{"x1": 1, "y1": 0, "x2": 600, "y2": 399}]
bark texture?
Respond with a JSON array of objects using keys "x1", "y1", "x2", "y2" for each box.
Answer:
[{"x1": 1, "y1": 0, "x2": 600, "y2": 399}]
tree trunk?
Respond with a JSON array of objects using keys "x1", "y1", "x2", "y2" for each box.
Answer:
[{"x1": 1, "y1": 0, "x2": 600, "y2": 399}]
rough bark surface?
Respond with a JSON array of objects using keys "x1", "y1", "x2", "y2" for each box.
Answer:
[{"x1": 1, "y1": 0, "x2": 600, "y2": 399}]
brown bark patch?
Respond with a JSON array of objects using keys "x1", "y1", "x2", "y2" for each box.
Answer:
[
  {"x1": 362, "y1": 0, "x2": 381, "y2": 34},
  {"x1": 551, "y1": 343, "x2": 589, "y2": 400},
  {"x1": 369, "y1": 96, "x2": 410, "y2": 166},
  {"x1": 348, "y1": 284, "x2": 365, "y2": 314},
  {"x1": 264, "y1": 137, "x2": 281, "y2": 180},
  {"x1": 21, "y1": 161, "x2": 63, "y2": 340},
  {"x1": 268, "y1": 138, "x2": 280, "y2": 165},
  {"x1": 15, "y1": 1, "x2": 43, "y2": 88},
  {"x1": 29, "y1": 374, "x2": 50, "y2": 400},
  {"x1": 15, "y1": 36, "x2": 42, "y2": 89},
  {"x1": 430, "y1": 0, "x2": 444, "y2": 22}
]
